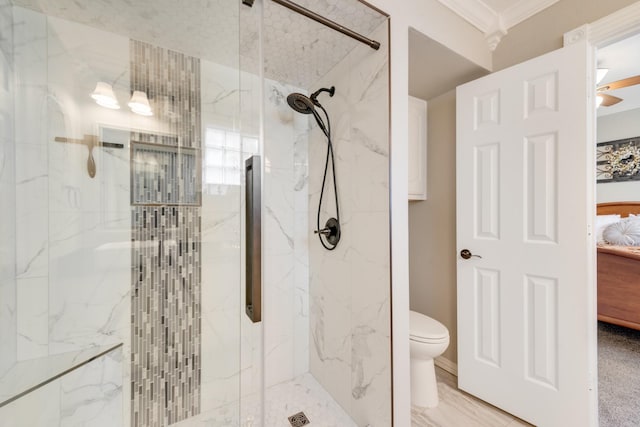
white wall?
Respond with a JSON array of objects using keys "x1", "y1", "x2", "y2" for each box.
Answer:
[
  {"x1": 409, "y1": 90, "x2": 458, "y2": 364},
  {"x1": 597, "y1": 107, "x2": 640, "y2": 203},
  {"x1": 358, "y1": 1, "x2": 492, "y2": 424}
]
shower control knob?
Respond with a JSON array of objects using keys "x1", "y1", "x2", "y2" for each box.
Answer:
[
  {"x1": 314, "y1": 217, "x2": 341, "y2": 247},
  {"x1": 314, "y1": 227, "x2": 331, "y2": 236}
]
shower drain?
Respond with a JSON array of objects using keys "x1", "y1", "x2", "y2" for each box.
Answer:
[{"x1": 288, "y1": 411, "x2": 310, "y2": 426}]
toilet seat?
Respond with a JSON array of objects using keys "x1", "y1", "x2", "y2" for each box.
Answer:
[
  {"x1": 410, "y1": 311, "x2": 449, "y2": 343},
  {"x1": 410, "y1": 335, "x2": 449, "y2": 345}
]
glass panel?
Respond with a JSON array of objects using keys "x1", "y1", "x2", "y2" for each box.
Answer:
[
  {"x1": 0, "y1": 0, "x2": 17, "y2": 389},
  {"x1": 0, "y1": 1, "x2": 243, "y2": 425}
]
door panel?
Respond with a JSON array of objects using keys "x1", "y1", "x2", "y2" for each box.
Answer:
[{"x1": 456, "y1": 41, "x2": 597, "y2": 426}]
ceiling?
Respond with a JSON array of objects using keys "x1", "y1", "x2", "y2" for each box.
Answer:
[
  {"x1": 11, "y1": 0, "x2": 386, "y2": 89},
  {"x1": 409, "y1": 28, "x2": 488, "y2": 101},
  {"x1": 16, "y1": 0, "x2": 638, "y2": 114},
  {"x1": 436, "y1": 0, "x2": 560, "y2": 50},
  {"x1": 597, "y1": 32, "x2": 640, "y2": 117}
]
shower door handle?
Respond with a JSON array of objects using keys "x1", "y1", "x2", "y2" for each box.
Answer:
[{"x1": 245, "y1": 155, "x2": 262, "y2": 323}]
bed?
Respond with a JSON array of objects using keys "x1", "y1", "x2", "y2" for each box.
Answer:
[{"x1": 597, "y1": 201, "x2": 640, "y2": 331}]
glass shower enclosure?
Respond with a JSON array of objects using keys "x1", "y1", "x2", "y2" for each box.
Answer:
[{"x1": 0, "y1": 0, "x2": 391, "y2": 426}]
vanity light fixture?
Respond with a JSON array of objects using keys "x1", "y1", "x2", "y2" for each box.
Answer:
[
  {"x1": 90, "y1": 81, "x2": 120, "y2": 109},
  {"x1": 128, "y1": 90, "x2": 153, "y2": 116}
]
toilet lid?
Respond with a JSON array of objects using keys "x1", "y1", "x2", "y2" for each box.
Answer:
[{"x1": 410, "y1": 310, "x2": 449, "y2": 341}]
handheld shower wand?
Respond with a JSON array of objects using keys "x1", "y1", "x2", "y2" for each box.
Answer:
[{"x1": 286, "y1": 86, "x2": 341, "y2": 250}]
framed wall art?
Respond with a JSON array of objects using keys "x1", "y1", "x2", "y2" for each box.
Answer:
[{"x1": 596, "y1": 137, "x2": 640, "y2": 183}]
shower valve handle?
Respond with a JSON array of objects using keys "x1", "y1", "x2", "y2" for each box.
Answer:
[
  {"x1": 314, "y1": 227, "x2": 331, "y2": 236},
  {"x1": 313, "y1": 218, "x2": 341, "y2": 247}
]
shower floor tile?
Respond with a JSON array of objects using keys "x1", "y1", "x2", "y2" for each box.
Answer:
[{"x1": 174, "y1": 373, "x2": 356, "y2": 427}]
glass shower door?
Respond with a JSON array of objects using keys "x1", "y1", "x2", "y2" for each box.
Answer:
[{"x1": 0, "y1": 2, "x2": 250, "y2": 426}]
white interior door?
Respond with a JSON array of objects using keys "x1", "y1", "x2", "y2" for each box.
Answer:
[{"x1": 456, "y1": 41, "x2": 597, "y2": 426}]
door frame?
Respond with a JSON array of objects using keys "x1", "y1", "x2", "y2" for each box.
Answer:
[{"x1": 563, "y1": 1, "x2": 640, "y2": 423}]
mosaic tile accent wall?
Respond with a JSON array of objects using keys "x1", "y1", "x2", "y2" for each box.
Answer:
[{"x1": 130, "y1": 40, "x2": 202, "y2": 426}]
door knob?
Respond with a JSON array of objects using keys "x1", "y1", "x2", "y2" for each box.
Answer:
[{"x1": 460, "y1": 249, "x2": 482, "y2": 259}]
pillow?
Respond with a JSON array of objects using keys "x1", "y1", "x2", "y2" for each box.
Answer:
[
  {"x1": 596, "y1": 214, "x2": 621, "y2": 244},
  {"x1": 603, "y1": 217, "x2": 640, "y2": 246}
]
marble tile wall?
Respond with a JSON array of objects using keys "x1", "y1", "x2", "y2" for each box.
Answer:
[
  {"x1": 0, "y1": 346, "x2": 123, "y2": 427},
  {"x1": 0, "y1": 0, "x2": 16, "y2": 377},
  {"x1": 129, "y1": 40, "x2": 202, "y2": 426},
  {"x1": 308, "y1": 21, "x2": 391, "y2": 426}
]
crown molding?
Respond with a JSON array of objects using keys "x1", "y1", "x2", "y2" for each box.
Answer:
[
  {"x1": 486, "y1": 25, "x2": 507, "y2": 51},
  {"x1": 502, "y1": 0, "x2": 560, "y2": 29},
  {"x1": 438, "y1": 0, "x2": 560, "y2": 51},
  {"x1": 437, "y1": 0, "x2": 496, "y2": 33},
  {"x1": 564, "y1": 1, "x2": 640, "y2": 48}
]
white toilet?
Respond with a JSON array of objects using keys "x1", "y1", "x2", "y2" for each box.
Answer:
[{"x1": 409, "y1": 310, "x2": 450, "y2": 408}]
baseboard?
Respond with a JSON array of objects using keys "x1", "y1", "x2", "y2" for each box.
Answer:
[{"x1": 435, "y1": 356, "x2": 458, "y2": 376}]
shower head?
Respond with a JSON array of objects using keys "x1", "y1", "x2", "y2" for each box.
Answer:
[
  {"x1": 287, "y1": 86, "x2": 335, "y2": 138},
  {"x1": 286, "y1": 93, "x2": 315, "y2": 115},
  {"x1": 286, "y1": 86, "x2": 335, "y2": 115}
]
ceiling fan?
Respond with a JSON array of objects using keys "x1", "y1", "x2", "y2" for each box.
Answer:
[{"x1": 596, "y1": 73, "x2": 640, "y2": 107}]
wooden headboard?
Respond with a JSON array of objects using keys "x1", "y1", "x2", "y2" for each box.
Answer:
[{"x1": 597, "y1": 201, "x2": 640, "y2": 218}]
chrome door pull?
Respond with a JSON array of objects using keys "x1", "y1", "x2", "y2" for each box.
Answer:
[{"x1": 460, "y1": 249, "x2": 482, "y2": 259}]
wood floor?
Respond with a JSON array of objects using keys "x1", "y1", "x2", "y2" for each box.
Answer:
[{"x1": 411, "y1": 367, "x2": 533, "y2": 427}]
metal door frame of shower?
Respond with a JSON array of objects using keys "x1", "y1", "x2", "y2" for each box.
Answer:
[{"x1": 242, "y1": 0, "x2": 382, "y2": 50}]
